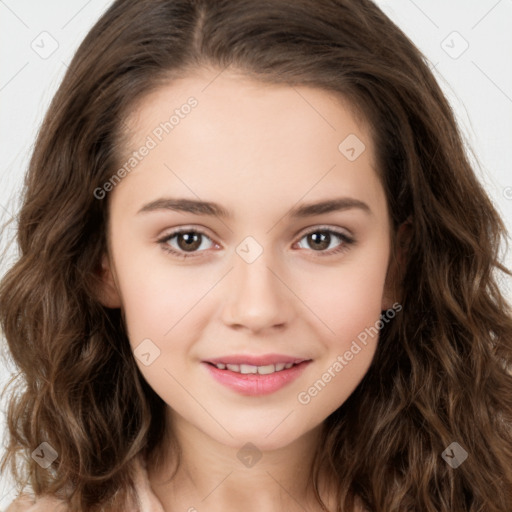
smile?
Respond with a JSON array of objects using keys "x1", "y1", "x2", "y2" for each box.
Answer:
[
  {"x1": 202, "y1": 357, "x2": 312, "y2": 396},
  {"x1": 211, "y1": 362, "x2": 296, "y2": 374}
]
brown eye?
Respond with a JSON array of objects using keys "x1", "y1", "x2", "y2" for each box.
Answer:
[
  {"x1": 295, "y1": 228, "x2": 355, "y2": 256},
  {"x1": 175, "y1": 232, "x2": 203, "y2": 252},
  {"x1": 305, "y1": 231, "x2": 331, "y2": 251},
  {"x1": 158, "y1": 229, "x2": 215, "y2": 259}
]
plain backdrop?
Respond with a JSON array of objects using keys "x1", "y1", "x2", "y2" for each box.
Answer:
[{"x1": 0, "y1": 0, "x2": 511, "y2": 508}]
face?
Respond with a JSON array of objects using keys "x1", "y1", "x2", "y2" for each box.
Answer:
[{"x1": 100, "y1": 68, "x2": 394, "y2": 452}]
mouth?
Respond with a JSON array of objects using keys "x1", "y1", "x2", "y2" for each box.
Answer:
[
  {"x1": 202, "y1": 354, "x2": 312, "y2": 395},
  {"x1": 205, "y1": 361, "x2": 304, "y2": 375}
]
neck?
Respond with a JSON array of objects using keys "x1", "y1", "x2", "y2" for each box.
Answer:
[{"x1": 146, "y1": 408, "x2": 335, "y2": 512}]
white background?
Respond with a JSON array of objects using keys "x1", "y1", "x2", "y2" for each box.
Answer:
[{"x1": 0, "y1": 0, "x2": 511, "y2": 507}]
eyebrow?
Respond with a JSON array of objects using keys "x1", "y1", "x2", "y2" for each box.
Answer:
[{"x1": 137, "y1": 196, "x2": 372, "y2": 218}]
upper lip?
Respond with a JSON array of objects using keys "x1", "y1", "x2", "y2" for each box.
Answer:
[{"x1": 204, "y1": 354, "x2": 310, "y2": 366}]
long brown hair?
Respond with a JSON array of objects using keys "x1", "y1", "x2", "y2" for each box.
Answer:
[{"x1": 1, "y1": 1, "x2": 511, "y2": 510}]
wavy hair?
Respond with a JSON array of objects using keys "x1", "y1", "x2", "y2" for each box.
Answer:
[{"x1": 1, "y1": 0, "x2": 512, "y2": 510}]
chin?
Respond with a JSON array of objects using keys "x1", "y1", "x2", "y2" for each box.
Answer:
[{"x1": 210, "y1": 421, "x2": 318, "y2": 453}]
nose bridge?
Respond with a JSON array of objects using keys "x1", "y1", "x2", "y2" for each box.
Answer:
[{"x1": 221, "y1": 235, "x2": 293, "y2": 332}]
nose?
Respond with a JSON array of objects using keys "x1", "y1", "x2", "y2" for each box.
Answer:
[{"x1": 221, "y1": 249, "x2": 295, "y2": 334}]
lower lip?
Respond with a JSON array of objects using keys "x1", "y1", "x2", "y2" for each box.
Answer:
[{"x1": 202, "y1": 361, "x2": 311, "y2": 396}]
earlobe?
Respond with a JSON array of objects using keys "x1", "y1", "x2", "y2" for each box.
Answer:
[{"x1": 95, "y1": 253, "x2": 122, "y2": 309}]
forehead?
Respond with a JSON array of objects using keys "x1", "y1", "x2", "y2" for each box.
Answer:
[
  {"x1": 111, "y1": 69, "x2": 386, "y2": 220},
  {"x1": 123, "y1": 68, "x2": 373, "y2": 159}
]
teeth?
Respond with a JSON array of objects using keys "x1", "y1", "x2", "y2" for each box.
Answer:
[
  {"x1": 214, "y1": 362, "x2": 299, "y2": 374},
  {"x1": 239, "y1": 364, "x2": 258, "y2": 374},
  {"x1": 257, "y1": 364, "x2": 275, "y2": 375}
]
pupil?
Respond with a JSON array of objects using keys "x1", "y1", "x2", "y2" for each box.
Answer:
[
  {"x1": 310, "y1": 232, "x2": 329, "y2": 250},
  {"x1": 180, "y1": 233, "x2": 201, "y2": 251}
]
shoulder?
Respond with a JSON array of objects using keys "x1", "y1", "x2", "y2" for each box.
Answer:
[{"x1": 5, "y1": 494, "x2": 69, "y2": 512}]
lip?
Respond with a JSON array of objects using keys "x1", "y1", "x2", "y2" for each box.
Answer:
[
  {"x1": 205, "y1": 353, "x2": 308, "y2": 366},
  {"x1": 202, "y1": 359, "x2": 312, "y2": 396}
]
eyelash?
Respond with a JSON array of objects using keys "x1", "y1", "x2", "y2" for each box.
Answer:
[{"x1": 157, "y1": 226, "x2": 355, "y2": 260}]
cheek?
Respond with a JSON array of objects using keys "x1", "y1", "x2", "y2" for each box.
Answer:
[
  {"x1": 116, "y1": 229, "x2": 389, "y2": 354},
  {"x1": 300, "y1": 248, "x2": 390, "y2": 346},
  {"x1": 295, "y1": 262, "x2": 387, "y2": 414},
  {"x1": 114, "y1": 245, "x2": 217, "y2": 340},
  {"x1": 116, "y1": 260, "x2": 214, "y2": 397}
]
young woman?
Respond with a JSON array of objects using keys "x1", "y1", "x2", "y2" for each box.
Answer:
[{"x1": 1, "y1": 1, "x2": 511, "y2": 511}]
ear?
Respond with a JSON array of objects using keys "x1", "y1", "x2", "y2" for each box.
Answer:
[
  {"x1": 381, "y1": 218, "x2": 413, "y2": 311},
  {"x1": 94, "y1": 252, "x2": 123, "y2": 309}
]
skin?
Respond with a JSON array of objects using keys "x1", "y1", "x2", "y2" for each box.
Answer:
[{"x1": 98, "y1": 67, "x2": 397, "y2": 512}]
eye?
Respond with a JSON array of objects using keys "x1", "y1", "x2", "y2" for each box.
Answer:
[
  {"x1": 157, "y1": 226, "x2": 355, "y2": 260},
  {"x1": 294, "y1": 227, "x2": 355, "y2": 256},
  {"x1": 158, "y1": 228, "x2": 216, "y2": 259}
]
